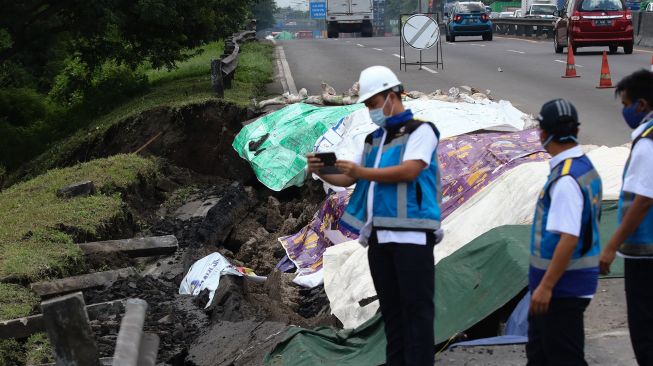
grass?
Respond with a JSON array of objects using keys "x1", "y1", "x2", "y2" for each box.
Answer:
[
  {"x1": 13, "y1": 40, "x2": 274, "y2": 184},
  {"x1": 0, "y1": 154, "x2": 157, "y2": 320}
]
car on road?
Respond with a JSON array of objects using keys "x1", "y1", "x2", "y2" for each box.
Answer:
[
  {"x1": 445, "y1": 2, "x2": 494, "y2": 42},
  {"x1": 499, "y1": 11, "x2": 516, "y2": 17},
  {"x1": 646, "y1": 2, "x2": 653, "y2": 11},
  {"x1": 554, "y1": 0, "x2": 634, "y2": 54},
  {"x1": 514, "y1": 9, "x2": 524, "y2": 17},
  {"x1": 526, "y1": 3, "x2": 559, "y2": 18}
]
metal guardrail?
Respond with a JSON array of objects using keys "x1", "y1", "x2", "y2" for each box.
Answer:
[
  {"x1": 492, "y1": 18, "x2": 556, "y2": 38},
  {"x1": 211, "y1": 30, "x2": 257, "y2": 98}
]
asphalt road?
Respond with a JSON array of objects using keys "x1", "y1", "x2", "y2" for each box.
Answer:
[{"x1": 279, "y1": 35, "x2": 653, "y2": 146}]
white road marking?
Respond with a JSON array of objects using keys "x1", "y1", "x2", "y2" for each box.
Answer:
[
  {"x1": 393, "y1": 54, "x2": 405, "y2": 59},
  {"x1": 422, "y1": 66, "x2": 439, "y2": 74},
  {"x1": 636, "y1": 48, "x2": 653, "y2": 54},
  {"x1": 470, "y1": 43, "x2": 486, "y2": 47},
  {"x1": 555, "y1": 59, "x2": 583, "y2": 67},
  {"x1": 495, "y1": 36, "x2": 540, "y2": 43},
  {"x1": 373, "y1": 48, "x2": 383, "y2": 51},
  {"x1": 277, "y1": 46, "x2": 298, "y2": 95},
  {"x1": 357, "y1": 43, "x2": 365, "y2": 47},
  {"x1": 507, "y1": 49, "x2": 525, "y2": 54},
  {"x1": 445, "y1": 42, "x2": 456, "y2": 45}
]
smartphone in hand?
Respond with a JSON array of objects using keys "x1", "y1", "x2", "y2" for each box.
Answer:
[{"x1": 314, "y1": 152, "x2": 342, "y2": 175}]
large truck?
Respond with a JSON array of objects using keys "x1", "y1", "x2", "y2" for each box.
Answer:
[{"x1": 326, "y1": 0, "x2": 374, "y2": 38}]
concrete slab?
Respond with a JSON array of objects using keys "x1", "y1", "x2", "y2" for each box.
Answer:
[
  {"x1": 30, "y1": 268, "x2": 137, "y2": 298},
  {"x1": 174, "y1": 198, "x2": 220, "y2": 221},
  {"x1": 434, "y1": 279, "x2": 636, "y2": 365},
  {"x1": 78, "y1": 236, "x2": 178, "y2": 258},
  {"x1": 0, "y1": 299, "x2": 125, "y2": 340}
]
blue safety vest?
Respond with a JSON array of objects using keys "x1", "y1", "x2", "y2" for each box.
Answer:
[
  {"x1": 529, "y1": 154, "x2": 603, "y2": 298},
  {"x1": 618, "y1": 119, "x2": 653, "y2": 256},
  {"x1": 340, "y1": 117, "x2": 442, "y2": 236}
]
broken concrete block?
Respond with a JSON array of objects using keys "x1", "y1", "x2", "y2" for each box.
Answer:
[
  {"x1": 56, "y1": 181, "x2": 96, "y2": 198},
  {"x1": 196, "y1": 182, "x2": 256, "y2": 249},
  {"x1": 0, "y1": 299, "x2": 126, "y2": 340},
  {"x1": 30, "y1": 268, "x2": 137, "y2": 298},
  {"x1": 41, "y1": 292, "x2": 101, "y2": 366},
  {"x1": 78, "y1": 236, "x2": 178, "y2": 258}
]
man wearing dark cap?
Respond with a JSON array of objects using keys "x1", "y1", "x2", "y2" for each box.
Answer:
[{"x1": 527, "y1": 99, "x2": 603, "y2": 366}]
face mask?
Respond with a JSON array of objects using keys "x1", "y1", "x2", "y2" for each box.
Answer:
[
  {"x1": 622, "y1": 100, "x2": 648, "y2": 129},
  {"x1": 369, "y1": 94, "x2": 393, "y2": 127},
  {"x1": 541, "y1": 135, "x2": 554, "y2": 149}
]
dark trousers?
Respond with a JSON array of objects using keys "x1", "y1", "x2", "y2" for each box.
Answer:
[
  {"x1": 368, "y1": 232, "x2": 435, "y2": 366},
  {"x1": 526, "y1": 297, "x2": 590, "y2": 366},
  {"x1": 625, "y1": 258, "x2": 653, "y2": 366}
]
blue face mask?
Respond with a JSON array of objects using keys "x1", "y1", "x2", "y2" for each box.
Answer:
[
  {"x1": 622, "y1": 100, "x2": 648, "y2": 129},
  {"x1": 369, "y1": 95, "x2": 393, "y2": 127}
]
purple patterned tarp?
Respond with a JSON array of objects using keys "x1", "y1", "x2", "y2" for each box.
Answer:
[{"x1": 276, "y1": 129, "x2": 548, "y2": 273}]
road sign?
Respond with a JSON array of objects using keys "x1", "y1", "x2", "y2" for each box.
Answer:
[
  {"x1": 402, "y1": 14, "x2": 440, "y2": 50},
  {"x1": 310, "y1": 2, "x2": 327, "y2": 19}
]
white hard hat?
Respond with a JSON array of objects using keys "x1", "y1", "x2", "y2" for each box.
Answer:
[{"x1": 357, "y1": 66, "x2": 402, "y2": 103}]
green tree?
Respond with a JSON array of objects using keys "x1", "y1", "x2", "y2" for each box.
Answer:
[
  {"x1": 0, "y1": 0, "x2": 255, "y2": 75},
  {"x1": 251, "y1": 0, "x2": 278, "y2": 30}
]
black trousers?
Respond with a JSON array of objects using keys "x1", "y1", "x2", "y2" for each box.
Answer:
[
  {"x1": 368, "y1": 232, "x2": 435, "y2": 366},
  {"x1": 526, "y1": 297, "x2": 591, "y2": 366},
  {"x1": 625, "y1": 258, "x2": 653, "y2": 366}
]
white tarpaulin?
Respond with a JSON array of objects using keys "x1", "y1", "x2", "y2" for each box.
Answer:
[
  {"x1": 179, "y1": 252, "x2": 267, "y2": 308},
  {"x1": 323, "y1": 146, "x2": 629, "y2": 329},
  {"x1": 313, "y1": 99, "x2": 534, "y2": 191}
]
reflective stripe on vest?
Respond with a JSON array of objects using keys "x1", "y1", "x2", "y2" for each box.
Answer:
[
  {"x1": 531, "y1": 156, "x2": 602, "y2": 269},
  {"x1": 340, "y1": 120, "x2": 442, "y2": 233},
  {"x1": 618, "y1": 119, "x2": 653, "y2": 256}
]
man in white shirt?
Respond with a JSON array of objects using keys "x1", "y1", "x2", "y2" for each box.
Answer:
[
  {"x1": 600, "y1": 70, "x2": 653, "y2": 365},
  {"x1": 307, "y1": 66, "x2": 442, "y2": 366},
  {"x1": 527, "y1": 99, "x2": 603, "y2": 366}
]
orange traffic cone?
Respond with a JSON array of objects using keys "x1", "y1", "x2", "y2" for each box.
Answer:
[
  {"x1": 597, "y1": 51, "x2": 615, "y2": 89},
  {"x1": 650, "y1": 56, "x2": 653, "y2": 72},
  {"x1": 562, "y1": 43, "x2": 580, "y2": 78}
]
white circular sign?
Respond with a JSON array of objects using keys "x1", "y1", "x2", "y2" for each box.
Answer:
[{"x1": 402, "y1": 14, "x2": 440, "y2": 50}]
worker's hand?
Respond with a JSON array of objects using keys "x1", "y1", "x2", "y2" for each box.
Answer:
[
  {"x1": 306, "y1": 153, "x2": 324, "y2": 175},
  {"x1": 529, "y1": 285, "x2": 552, "y2": 316},
  {"x1": 599, "y1": 246, "x2": 617, "y2": 275},
  {"x1": 335, "y1": 160, "x2": 361, "y2": 178}
]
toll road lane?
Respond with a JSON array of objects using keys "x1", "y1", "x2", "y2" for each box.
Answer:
[{"x1": 279, "y1": 36, "x2": 652, "y2": 146}]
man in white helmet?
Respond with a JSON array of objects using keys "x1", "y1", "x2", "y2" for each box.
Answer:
[{"x1": 307, "y1": 65, "x2": 442, "y2": 366}]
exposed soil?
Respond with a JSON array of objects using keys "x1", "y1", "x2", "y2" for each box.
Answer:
[{"x1": 38, "y1": 99, "x2": 336, "y2": 365}]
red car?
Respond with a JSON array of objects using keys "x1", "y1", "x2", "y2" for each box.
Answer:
[{"x1": 554, "y1": 0, "x2": 634, "y2": 54}]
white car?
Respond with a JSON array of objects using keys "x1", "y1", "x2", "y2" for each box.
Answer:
[
  {"x1": 499, "y1": 11, "x2": 515, "y2": 18},
  {"x1": 646, "y1": 2, "x2": 653, "y2": 11},
  {"x1": 526, "y1": 4, "x2": 558, "y2": 18},
  {"x1": 514, "y1": 9, "x2": 523, "y2": 17}
]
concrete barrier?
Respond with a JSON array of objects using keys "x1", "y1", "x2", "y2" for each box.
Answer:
[{"x1": 636, "y1": 12, "x2": 653, "y2": 48}]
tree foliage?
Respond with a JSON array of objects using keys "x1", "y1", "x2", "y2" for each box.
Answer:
[
  {"x1": 0, "y1": 0, "x2": 254, "y2": 79},
  {"x1": 251, "y1": 0, "x2": 278, "y2": 30},
  {"x1": 0, "y1": 0, "x2": 256, "y2": 171}
]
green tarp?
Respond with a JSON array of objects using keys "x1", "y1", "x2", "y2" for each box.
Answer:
[
  {"x1": 264, "y1": 202, "x2": 623, "y2": 365},
  {"x1": 232, "y1": 103, "x2": 364, "y2": 191},
  {"x1": 275, "y1": 31, "x2": 295, "y2": 40}
]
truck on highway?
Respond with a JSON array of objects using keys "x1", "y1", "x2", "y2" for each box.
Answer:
[{"x1": 326, "y1": 0, "x2": 374, "y2": 38}]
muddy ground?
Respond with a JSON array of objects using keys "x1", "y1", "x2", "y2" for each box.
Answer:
[{"x1": 40, "y1": 99, "x2": 338, "y2": 365}]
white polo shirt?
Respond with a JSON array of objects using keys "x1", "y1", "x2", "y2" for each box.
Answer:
[
  {"x1": 546, "y1": 145, "x2": 594, "y2": 299},
  {"x1": 619, "y1": 116, "x2": 653, "y2": 260},
  {"x1": 355, "y1": 124, "x2": 439, "y2": 245},
  {"x1": 545, "y1": 146, "x2": 585, "y2": 237}
]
